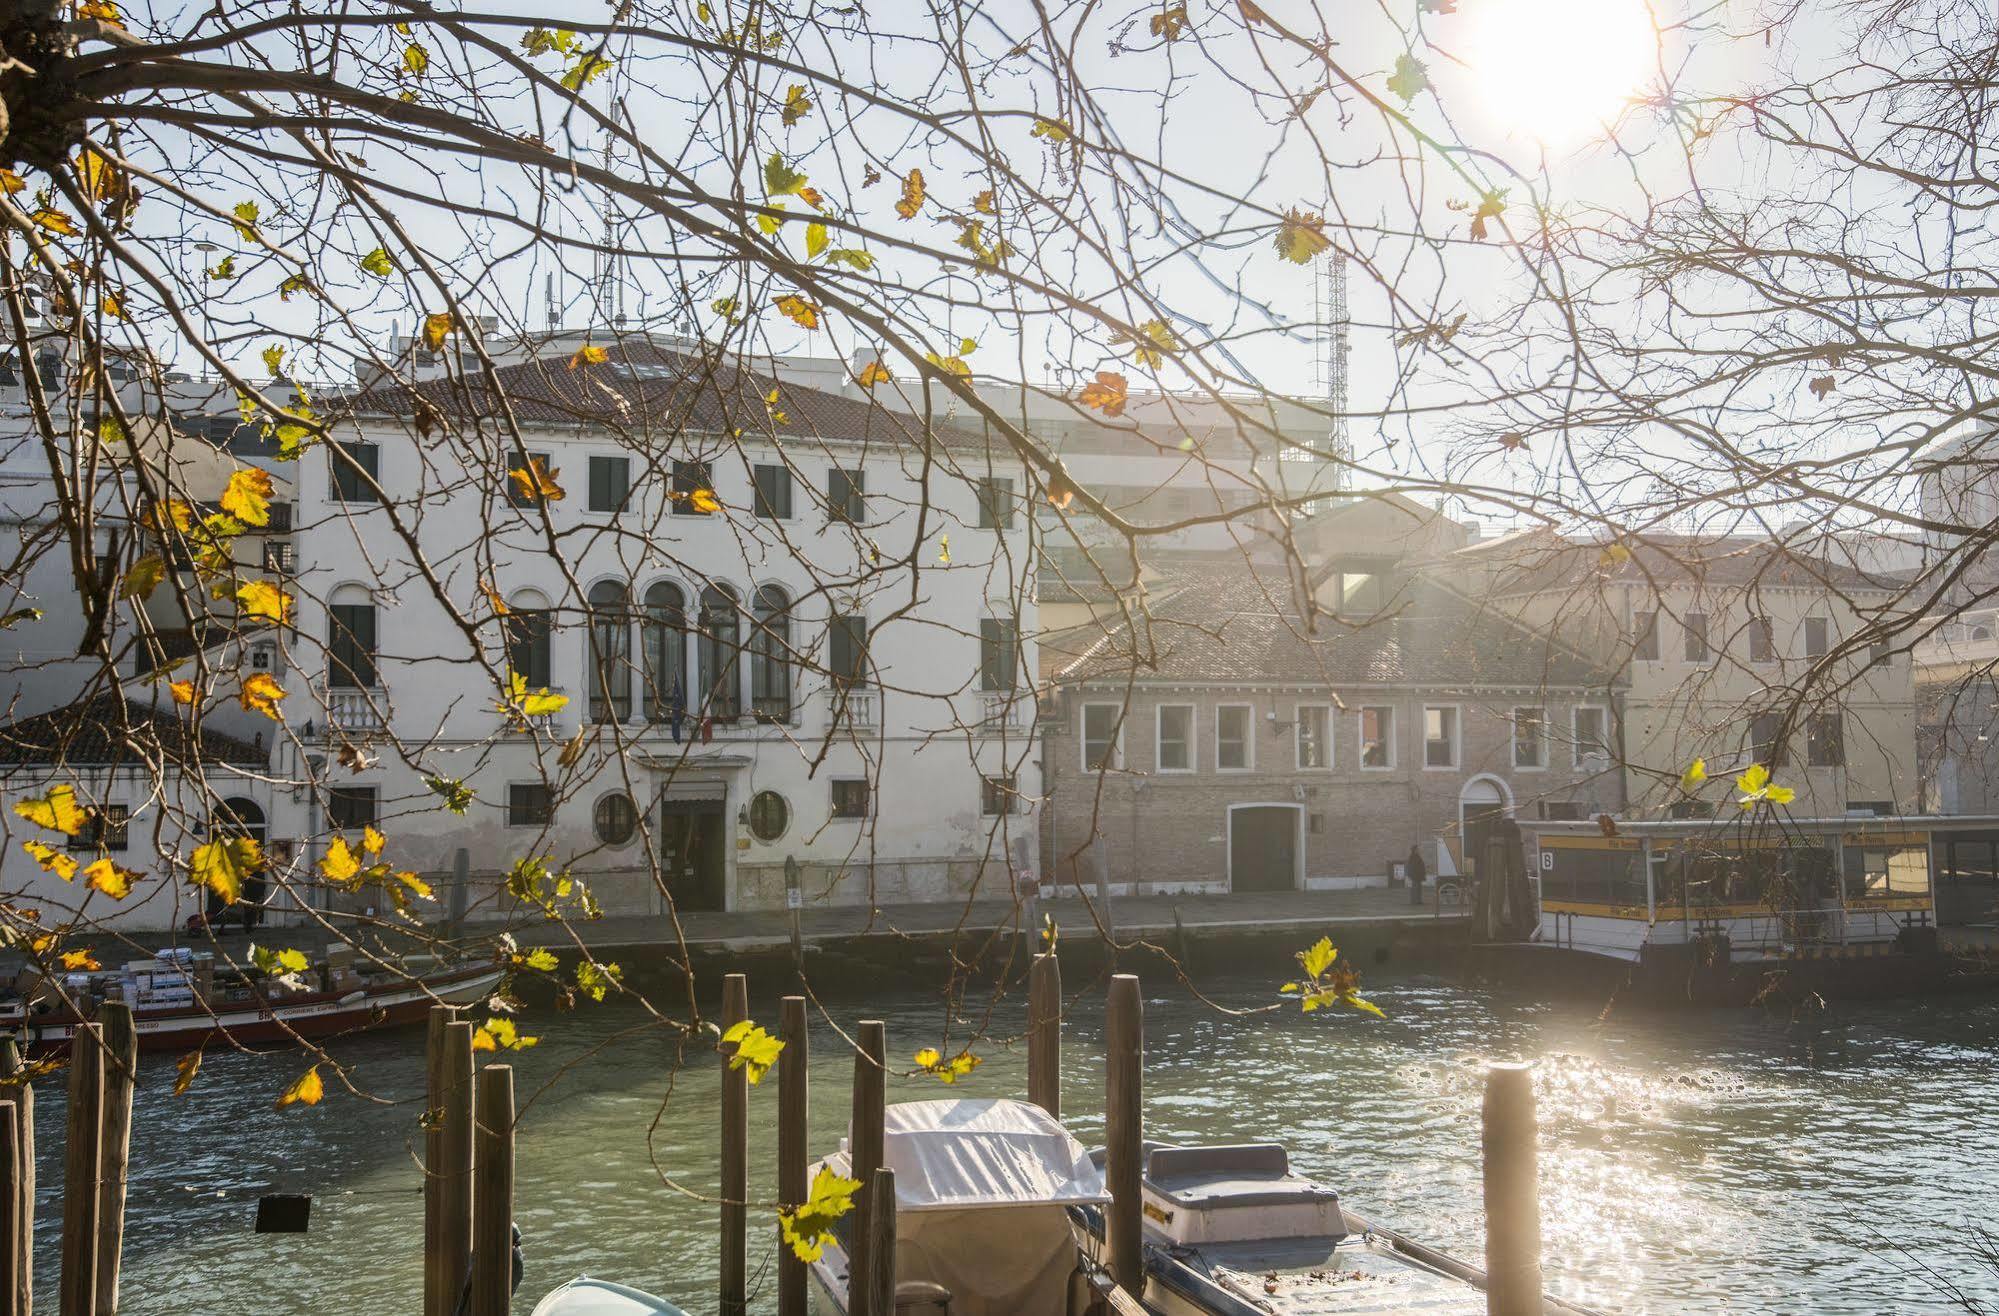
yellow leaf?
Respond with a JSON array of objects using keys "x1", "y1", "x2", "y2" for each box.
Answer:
[
  {"x1": 913, "y1": 1046, "x2": 942, "y2": 1069},
  {"x1": 32, "y1": 209, "x2": 77, "y2": 237},
  {"x1": 191, "y1": 836, "x2": 261, "y2": 905},
  {"x1": 1078, "y1": 371, "x2": 1129, "y2": 418},
  {"x1": 1131, "y1": 319, "x2": 1178, "y2": 369},
  {"x1": 275, "y1": 1065, "x2": 324, "y2": 1109},
  {"x1": 780, "y1": 83, "x2": 814, "y2": 126},
  {"x1": 319, "y1": 835, "x2": 361, "y2": 885},
  {"x1": 61, "y1": 950, "x2": 100, "y2": 972},
  {"x1": 1151, "y1": 2, "x2": 1189, "y2": 39},
  {"x1": 575, "y1": 959, "x2": 621, "y2": 1002},
  {"x1": 1030, "y1": 117, "x2": 1071, "y2": 142},
  {"x1": 689, "y1": 488, "x2": 722, "y2": 515},
  {"x1": 421, "y1": 312, "x2": 455, "y2": 352},
  {"x1": 402, "y1": 42, "x2": 430, "y2": 78},
  {"x1": 914, "y1": 1047, "x2": 981, "y2": 1084},
  {"x1": 0, "y1": 169, "x2": 19, "y2": 196},
  {"x1": 509, "y1": 456, "x2": 565, "y2": 503},
  {"x1": 363, "y1": 824, "x2": 386, "y2": 856},
  {"x1": 805, "y1": 220, "x2": 829, "y2": 260},
  {"x1": 1766, "y1": 785, "x2": 1796, "y2": 805},
  {"x1": 261, "y1": 344, "x2": 286, "y2": 376},
  {"x1": 276, "y1": 947, "x2": 311, "y2": 974},
  {"x1": 480, "y1": 578, "x2": 512, "y2": 616},
  {"x1": 22, "y1": 840, "x2": 78, "y2": 880},
  {"x1": 775, "y1": 293, "x2": 821, "y2": 330},
  {"x1": 395, "y1": 870, "x2": 434, "y2": 900},
  {"x1": 780, "y1": 1165, "x2": 861, "y2": 1263},
  {"x1": 567, "y1": 343, "x2": 608, "y2": 370},
  {"x1": 78, "y1": 0, "x2": 125, "y2": 29},
  {"x1": 1296, "y1": 936, "x2": 1338, "y2": 980},
  {"x1": 973, "y1": 188, "x2": 996, "y2": 214},
  {"x1": 169, "y1": 679, "x2": 197, "y2": 706},
  {"x1": 519, "y1": 947, "x2": 559, "y2": 973},
  {"x1": 473, "y1": 1017, "x2": 538, "y2": 1052},
  {"x1": 120, "y1": 555, "x2": 167, "y2": 601},
  {"x1": 232, "y1": 200, "x2": 259, "y2": 240},
  {"x1": 1679, "y1": 758, "x2": 1706, "y2": 791},
  {"x1": 82, "y1": 857, "x2": 139, "y2": 900},
  {"x1": 499, "y1": 672, "x2": 571, "y2": 720},
  {"x1": 857, "y1": 359, "x2": 893, "y2": 389},
  {"x1": 895, "y1": 168, "x2": 925, "y2": 220},
  {"x1": 235, "y1": 578, "x2": 293, "y2": 624},
  {"x1": 1736, "y1": 763, "x2": 1771, "y2": 795},
  {"x1": 239, "y1": 671, "x2": 286, "y2": 721},
  {"x1": 1275, "y1": 208, "x2": 1332, "y2": 264},
  {"x1": 1598, "y1": 542, "x2": 1633, "y2": 567},
  {"x1": 15, "y1": 784, "x2": 88, "y2": 837},
  {"x1": 721, "y1": 1019, "x2": 784, "y2": 1085},
  {"x1": 173, "y1": 1049, "x2": 202, "y2": 1097},
  {"x1": 360, "y1": 247, "x2": 395, "y2": 277}
]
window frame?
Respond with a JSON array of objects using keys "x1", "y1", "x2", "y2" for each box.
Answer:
[
  {"x1": 1807, "y1": 712, "x2": 1845, "y2": 768},
  {"x1": 1511, "y1": 706, "x2": 1547, "y2": 771},
  {"x1": 671, "y1": 458, "x2": 715, "y2": 516},
  {"x1": 829, "y1": 613, "x2": 869, "y2": 689},
  {"x1": 1422, "y1": 704, "x2": 1460, "y2": 771},
  {"x1": 324, "y1": 784, "x2": 379, "y2": 830},
  {"x1": 1750, "y1": 711, "x2": 1788, "y2": 768},
  {"x1": 69, "y1": 802, "x2": 130, "y2": 853},
  {"x1": 830, "y1": 778, "x2": 871, "y2": 820},
  {"x1": 979, "y1": 616, "x2": 1020, "y2": 693},
  {"x1": 1156, "y1": 702, "x2": 1196, "y2": 773},
  {"x1": 753, "y1": 463, "x2": 794, "y2": 520},
  {"x1": 1804, "y1": 616, "x2": 1830, "y2": 660},
  {"x1": 748, "y1": 789, "x2": 790, "y2": 842},
  {"x1": 506, "y1": 781, "x2": 555, "y2": 828},
  {"x1": 1296, "y1": 703, "x2": 1333, "y2": 771},
  {"x1": 592, "y1": 792, "x2": 638, "y2": 847},
  {"x1": 1358, "y1": 705, "x2": 1395, "y2": 771},
  {"x1": 975, "y1": 476, "x2": 1016, "y2": 530},
  {"x1": 1632, "y1": 610, "x2": 1660, "y2": 662},
  {"x1": 1215, "y1": 703, "x2": 1253, "y2": 772},
  {"x1": 1682, "y1": 612, "x2": 1710, "y2": 664},
  {"x1": 587, "y1": 454, "x2": 632, "y2": 514},
  {"x1": 329, "y1": 440, "x2": 380, "y2": 504},
  {"x1": 1081, "y1": 702, "x2": 1123, "y2": 772},
  {"x1": 506, "y1": 449, "x2": 551, "y2": 509},
  {"x1": 1573, "y1": 705, "x2": 1612, "y2": 767},
  {"x1": 981, "y1": 774, "x2": 1018, "y2": 817},
  {"x1": 1748, "y1": 616, "x2": 1775, "y2": 664},
  {"x1": 328, "y1": 599, "x2": 380, "y2": 690},
  {"x1": 503, "y1": 608, "x2": 554, "y2": 689},
  {"x1": 828, "y1": 467, "x2": 866, "y2": 524}
]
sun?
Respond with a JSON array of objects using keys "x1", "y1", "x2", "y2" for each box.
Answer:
[{"x1": 1456, "y1": 0, "x2": 1658, "y2": 147}]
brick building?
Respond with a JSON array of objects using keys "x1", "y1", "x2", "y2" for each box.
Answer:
[{"x1": 1040, "y1": 561, "x2": 1625, "y2": 894}]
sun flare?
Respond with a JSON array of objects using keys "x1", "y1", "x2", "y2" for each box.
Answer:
[{"x1": 1457, "y1": 0, "x2": 1659, "y2": 146}]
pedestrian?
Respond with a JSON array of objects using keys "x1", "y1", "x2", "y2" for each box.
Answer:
[{"x1": 1406, "y1": 842, "x2": 1427, "y2": 906}]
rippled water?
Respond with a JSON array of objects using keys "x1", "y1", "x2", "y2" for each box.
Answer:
[{"x1": 33, "y1": 970, "x2": 1999, "y2": 1314}]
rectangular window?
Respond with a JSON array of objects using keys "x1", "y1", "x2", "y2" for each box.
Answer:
[
  {"x1": 975, "y1": 477, "x2": 1015, "y2": 529},
  {"x1": 69, "y1": 802, "x2": 130, "y2": 853},
  {"x1": 330, "y1": 441, "x2": 379, "y2": 503},
  {"x1": 1749, "y1": 617, "x2": 1774, "y2": 663},
  {"x1": 753, "y1": 464, "x2": 793, "y2": 520},
  {"x1": 1538, "y1": 802, "x2": 1586, "y2": 821},
  {"x1": 1750, "y1": 711, "x2": 1787, "y2": 767},
  {"x1": 1423, "y1": 706, "x2": 1459, "y2": 769},
  {"x1": 979, "y1": 618, "x2": 1018, "y2": 692},
  {"x1": 828, "y1": 468, "x2": 866, "y2": 524},
  {"x1": 504, "y1": 609, "x2": 553, "y2": 688},
  {"x1": 1868, "y1": 640, "x2": 1891, "y2": 669},
  {"x1": 506, "y1": 782, "x2": 554, "y2": 827},
  {"x1": 507, "y1": 450, "x2": 550, "y2": 508},
  {"x1": 328, "y1": 602, "x2": 379, "y2": 689},
  {"x1": 671, "y1": 459, "x2": 714, "y2": 515},
  {"x1": 1512, "y1": 707, "x2": 1546, "y2": 769},
  {"x1": 1157, "y1": 704, "x2": 1194, "y2": 772},
  {"x1": 325, "y1": 785, "x2": 378, "y2": 830},
  {"x1": 587, "y1": 455, "x2": 631, "y2": 513},
  {"x1": 1297, "y1": 704, "x2": 1332, "y2": 770},
  {"x1": 1683, "y1": 613, "x2": 1709, "y2": 663},
  {"x1": 1807, "y1": 713, "x2": 1844, "y2": 767},
  {"x1": 1216, "y1": 705, "x2": 1252, "y2": 771},
  {"x1": 1631, "y1": 611, "x2": 1659, "y2": 662},
  {"x1": 829, "y1": 614, "x2": 868, "y2": 688},
  {"x1": 1573, "y1": 706, "x2": 1611, "y2": 765},
  {"x1": 981, "y1": 775, "x2": 1017, "y2": 817},
  {"x1": 1804, "y1": 616, "x2": 1830, "y2": 659},
  {"x1": 1359, "y1": 706, "x2": 1394, "y2": 769},
  {"x1": 831, "y1": 778, "x2": 871, "y2": 819},
  {"x1": 1082, "y1": 703, "x2": 1122, "y2": 771}
]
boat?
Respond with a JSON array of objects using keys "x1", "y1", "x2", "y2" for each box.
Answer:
[
  {"x1": 0, "y1": 945, "x2": 502, "y2": 1053},
  {"x1": 530, "y1": 1277, "x2": 691, "y2": 1315},
  {"x1": 804, "y1": 1097, "x2": 1607, "y2": 1316}
]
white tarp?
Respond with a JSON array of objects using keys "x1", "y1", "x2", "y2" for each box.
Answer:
[{"x1": 868, "y1": 1098, "x2": 1108, "y2": 1212}]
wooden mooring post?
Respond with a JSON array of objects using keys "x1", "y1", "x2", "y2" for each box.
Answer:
[
  {"x1": 847, "y1": 1020, "x2": 886, "y2": 1316},
  {"x1": 60, "y1": 1023, "x2": 104, "y2": 1316},
  {"x1": 777, "y1": 995, "x2": 810, "y2": 1316},
  {"x1": 862, "y1": 1166, "x2": 897, "y2": 1316},
  {"x1": 1105, "y1": 974, "x2": 1144, "y2": 1300},
  {"x1": 95, "y1": 1003, "x2": 137, "y2": 1316},
  {"x1": 425, "y1": 1008, "x2": 476, "y2": 1316},
  {"x1": 1482, "y1": 1062, "x2": 1541, "y2": 1316},
  {"x1": 468, "y1": 1064, "x2": 515, "y2": 1316},
  {"x1": 0, "y1": 1040, "x2": 32, "y2": 1316},
  {"x1": 0, "y1": 1099, "x2": 22, "y2": 1316},
  {"x1": 719, "y1": 974, "x2": 750, "y2": 1316},
  {"x1": 1027, "y1": 954, "x2": 1061, "y2": 1120}
]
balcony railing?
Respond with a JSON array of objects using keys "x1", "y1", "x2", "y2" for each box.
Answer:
[
  {"x1": 828, "y1": 685, "x2": 878, "y2": 732},
  {"x1": 978, "y1": 691, "x2": 1033, "y2": 735},
  {"x1": 323, "y1": 686, "x2": 388, "y2": 734}
]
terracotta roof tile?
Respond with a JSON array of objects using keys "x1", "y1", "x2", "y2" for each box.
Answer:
[{"x1": 0, "y1": 692, "x2": 267, "y2": 769}]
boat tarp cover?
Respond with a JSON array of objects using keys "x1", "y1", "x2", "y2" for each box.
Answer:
[
  {"x1": 876, "y1": 1097, "x2": 1108, "y2": 1211},
  {"x1": 529, "y1": 1277, "x2": 691, "y2": 1315}
]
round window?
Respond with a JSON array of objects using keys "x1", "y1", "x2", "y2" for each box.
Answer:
[
  {"x1": 748, "y1": 790, "x2": 789, "y2": 843},
  {"x1": 593, "y1": 793, "x2": 638, "y2": 847}
]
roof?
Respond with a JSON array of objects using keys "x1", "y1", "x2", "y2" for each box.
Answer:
[
  {"x1": 1455, "y1": 530, "x2": 1900, "y2": 595},
  {"x1": 339, "y1": 339, "x2": 998, "y2": 453},
  {"x1": 1053, "y1": 563, "x2": 1617, "y2": 691},
  {"x1": 0, "y1": 692, "x2": 268, "y2": 769}
]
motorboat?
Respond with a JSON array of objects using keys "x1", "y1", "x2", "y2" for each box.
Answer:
[{"x1": 530, "y1": 1277, "x2": 691, "y2": 1315}]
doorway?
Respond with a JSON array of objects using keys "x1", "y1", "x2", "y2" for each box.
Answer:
[
  {"x1": 658, "y1": 799, "x2": 728, "y2": 912},
  {"x1": 1460, "y1": 777, "x2": 1512, "y2": 879},
  {"x1": 1229, "y1": 805, "x2": 1299, "y2": 892}
]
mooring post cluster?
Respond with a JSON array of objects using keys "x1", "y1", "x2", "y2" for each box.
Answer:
[{"x1": 422, "y1": 1004, "x2": 515, "y2": 1316}]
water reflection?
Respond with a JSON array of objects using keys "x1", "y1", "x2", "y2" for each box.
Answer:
[{"x1": 34, "y1": 972, "x2": 1999, "y2": 1314}]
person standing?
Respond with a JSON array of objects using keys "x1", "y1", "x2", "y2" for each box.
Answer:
[{"x1": 1406, "y1": 842, "x2": 1428, "y2": 906}]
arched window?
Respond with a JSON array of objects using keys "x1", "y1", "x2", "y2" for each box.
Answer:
[
  {"x1": 328, "y1": 584, "x2": 378, "y2": 689},
  {"x1": 698, "y1": 583, "x2": 742, "y2": 719},
  {"x1": 751, "y1": 585, "x2": 792, "y2": 722},
  {"x1": 642, "y1": 582, "x2": 688, "y2": 724},
  {"x1": 587, "y1": 581, "x2": 632, "y2": 723},
  {"x1": 504, "y1": 589, "x2": 553, "y2": 688}
]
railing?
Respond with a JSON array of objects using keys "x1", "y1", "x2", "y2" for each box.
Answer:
[
  {"x1": 979, "y1": 691, "x2": 1033, "y2": 735},
  {"x1": 828, "y1": 685, "x2": 878, "y2": 732},
  {"x1": 323, "y1": 686, "x2": 388, "y2": 734}
]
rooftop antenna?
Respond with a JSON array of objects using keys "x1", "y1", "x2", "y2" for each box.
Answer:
[
  {"x1": 1311, "y1": 249, "x2": 1352, "y2": 490},
  {"x1": 543, "y1": 272, "x2": 559, "y2": 334}
]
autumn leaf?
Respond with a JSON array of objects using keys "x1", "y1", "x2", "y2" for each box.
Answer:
[
  {"x1": 1275, "y1": 208, "x2": 1333, "y2": 264},
  {"x1": 1030, "y1": 117, "x2": 1072, "y2": 143},
  {"x1": 825, "y1": 248, "x2": 875, "y2": 272},
  {"x1": 1735, "y1": 762, "x2": 1796, "y2": 809},
  {"x1": 1679, "y1": 757, "x2": 1707, "y2": 791},
  {"x1": 1130, "y1": 318, "x2": 1178, "y2": 369},
  {"x1": 421, "y1": 312, "x2": 456, "y2": 352},
  {"x1": 1296, "y1": 935, "x2": 1338, "y2": 981},
  {"x1": 973, "y1": 188, "x2": 996, "y2": 214},
  {"x1": 239, "y1": 671, "x2": 286, "y2": 721},
  {"x1": 775, "y1": 293, "x2": 821, "y2": 330},
  {"x1": 22, "y1": 840, "x2": 78, "y2": 880},
  {"x1": 560, "y1": 52, "x2": 614, "y2": 92},
  {"x1": 763, "y1": 152, "x2": 809, "y2": 198},
  {"x1": 515, "y1": 947, "x2": 560, "y2": 973},
  {"x1": 575, "y1": 959, "x2": 622, "y2": 1002},
  {"x1": 61, "y1": 950, "x2": 101, "y2": 972},
  {"x1": 1283, "y1": 935, "x2": 1384, "y2": 1017},
  {"x1": 120, "y1": 555, "x2": 167, "y2": 601},
  {"x1": 689, "y1": 488, "x2": 722, "y2": 514},
  {"x1": 173, "y1": 1049, "x2": 203, "y2": 1097},
  {"x1": 319, "y1": 835, "x2": 361, "y2": 886},
  {"x1": 1808, "y1": 374, "x2": 1835, "y2": 400},
  {"x1": 781, "y1": 83, "x2": 814, "y2": 126},
  {"x1": 232, "y1": 200, "x2": 260, "y2": 241},
  {"x1": 1595, "y1": 813, "x2": 1619, "y2": 837},
  {"x1": 191, "y1": 836, "x2": 261, "y2": 905},
  {"x1": 82, "y1": 857, "x2": 139, "y2": 900},
  {"x1": 1386, "y1": 52, "x2": 1430, "y2": 104},
  {"x1": 567, "y1": 343, "x2": 608, "y2": 370},
  {"x1": 16, "y1": 784, "x2": 87, "y2": 836},
  {"x1": 1598, "y1": 541, "x2": 1633, "y2": 567},
  {"x1": 895, "y1": 168, "x2": 926, "y2": 219},
  {"x1": 1150, "y1": 2, "x2": 1189, "y2": 39},
  {"x1": 261, "y1": 344, "x2": 286, "y2": 376},
  {"x1": 236, "y1": 579, "x2": 293, "y2": 624},
  {"x1": 780, "y1": 1165, "x2": 861, "y2": 1262},
  {"x1": 364, "y1": 824, "x2": 386, "y2": 857},
  {"x1": 275, "y1": 1066, "x2": 325, "y2": 1109},
  {"x1": 207, "y1": 254, "x2": 236, "y2": 281},
  {"x1": 1497, "y1": 431, "x2": 1526, "y2": 451},
  {"x1": 913, "y1": 1046, "x2": 982, "y2": 1084},
  {"x1": 426, "y1": 775, "x2": 475, "y2": 813},
  {"x1": 509, "y1": 456, "x2": 565, "y2": 503},
  {"x1": 936, "y1": 533, "x2": 950, "y2": 565},
  {"x1": 497, "y1": 672, "x2": 570, "y2": 721},
  {"x1": 402, "y1": 42, "x2": 430, "y2": 78},
  {"x1": 472, "y1": 1017, "x2": 539, "y2": 1052},
  {"x1": 32, "y1": 209, "x2": 77, "y2": 237},
  {"x1": 74, "y1": 148, "x2": 129, "y2": 208},
  {"x1": 1468, "y1": 190, "x2": 1506, "y2": 241},
  {"x1": 360, "y1": 247, "x2": 395, "y2": 277},
  {"x1": 805, "y1": 220, "x2": 829, "y2": 260},
  {"x1": 1079, "y1": 371, "x2": 1130, "y2": 418},
  {"x1": 857, "y1": 359, "x2": 893, "y2": 389},
  {"x1": 220, "y1": 467, "x2": 274, "y2": 526},
  {"x1": 0, "y1": 168, "x2": 21, "y2": 195},
  {"x1": 721, "y1": 1019, "x2": 784, "y2": 1085}
]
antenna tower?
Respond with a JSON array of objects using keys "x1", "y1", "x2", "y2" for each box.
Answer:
[{"x1": 1311, "y1": 250, "x2": 1352, "y2": 489}]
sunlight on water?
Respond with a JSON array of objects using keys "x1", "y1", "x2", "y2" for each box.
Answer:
[{"x1": 37, "y1": 972, "x2": 1999, "y2": 1314}]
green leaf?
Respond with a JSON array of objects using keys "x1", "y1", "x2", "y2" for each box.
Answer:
[
  {"x1": 763, "y1": 152, "x2": 808, "y2": 198},
  {"x1": 721, "y1": 1019, "x2": 784, "y2": 1085},
  {"x1": 231, "y1": 200, "x2": 259, "y2": 241},
  {"x1": 424, "y1": 775, "x2": 475, "y2": 813},
  {"x1": 1386, "y1": 53, "x2": 1430, "y2": 104},
  {"x1": 360, "y1": 247, "x2": 394, "y2": 277},
  {"x1": 780, "y1": 1166, "x2": 861, "y2": 1262},
  {"x1": 825, "y1": 248, "x2": 875, "y2": 272}
]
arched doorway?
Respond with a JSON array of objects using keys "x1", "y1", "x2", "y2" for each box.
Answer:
[
  {"x1": 211, "y1": 798, "x2": 268, "y2": 931},
  {"x1": 1459, "y1": 776, "x2": 1512, "y2": 879},
  {"x1": 1228, "y1": 803, "x2": 1301, "y2": 892}
]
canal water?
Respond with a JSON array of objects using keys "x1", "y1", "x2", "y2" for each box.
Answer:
[{"x1": 41, "y1": 970, "x2": 1999, "y2": 1314}]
